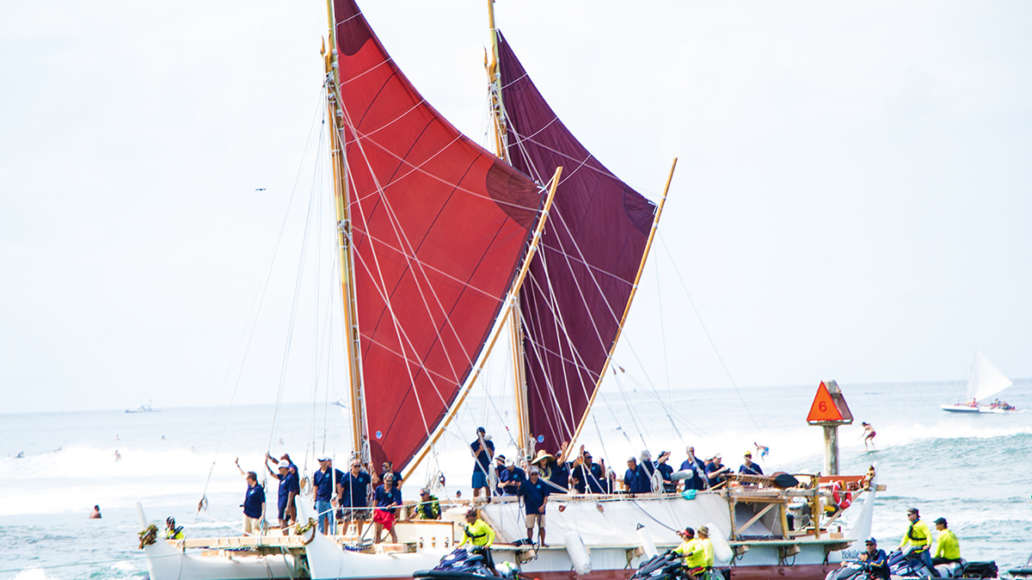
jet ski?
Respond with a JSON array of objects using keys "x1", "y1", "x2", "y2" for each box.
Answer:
[
  {"x1": 826, "y1": 550, "x2": 998, "y2": 579},
  {"x1": 413, "y1": 548, "x2": 519, "y2": 580},
  {"x1": 629, "y1": 550, "x2": 727, "y2": 580}
]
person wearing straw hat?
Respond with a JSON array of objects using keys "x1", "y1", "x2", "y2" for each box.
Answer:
[{"x1": 470, "y1": 427, "x2": 495, "y2": 500}]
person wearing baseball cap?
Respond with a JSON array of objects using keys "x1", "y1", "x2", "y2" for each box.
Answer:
[
  {"x1": 932, "y1": 517, "x2": 961, "y2": 565},
  {"x1": 264, "y1": 452, "x2": 300, "y2": 531},
  {"x1": 896, "y1": 507, "x2": 934, "y2": 574},
  {"x1": 673, "y1": 527, "x2": 705, "y2": 575},
  {"x1": 414, "y1": 487, "x2": 441, "y2": 520},
  {"x1": 312, "y1": 457, "x2": 344, "y2": 535},
  {"x1": 858, "y1": 537, "x2": 889, "y2": 579}
]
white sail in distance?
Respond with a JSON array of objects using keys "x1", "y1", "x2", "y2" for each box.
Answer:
[{"x1": 966, "y1": 352, "x2": 1013, "y2": 402}]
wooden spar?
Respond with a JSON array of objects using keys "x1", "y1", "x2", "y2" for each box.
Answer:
[
  {"x1": 402, "y1": 166, "x2": 563, "y2": 482},
  {"x1": 485, "y1": 0, "x2": 508, "y2": 162},
  {"x1": 324, "y1": 0, "x2": 369, "y2": 463},
  {"x1": 563, "y1": 157, "x2": 678, "y2": 460},
  {"x1": 508, "y1": 305, "x2": 531, "y2": 456},
  {"x1": 484, "y1": 0, "x2": 530, "y2": 457}
]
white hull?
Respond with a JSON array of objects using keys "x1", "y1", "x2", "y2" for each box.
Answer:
[
  {"x1": 941, "y1": 404, "x2": 1017, "y2": 414},
  {"x1": 142, "y1": 539, "x2": 301, "y2": 579},
  {"x1": 139, "y1": 481, "x2": 876, "y2": 580},
  {"x1": 303, "y1": 486, "x2": 876, "y2": 580}
]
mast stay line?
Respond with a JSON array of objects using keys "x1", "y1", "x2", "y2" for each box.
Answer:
[{"x1": 403, "y1": 166, "x2": 563, "y2": 482}]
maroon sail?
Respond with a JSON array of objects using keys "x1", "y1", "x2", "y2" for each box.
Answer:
[
  {"x1": 497, "y1": 32, "x2": 657, "y2": 454},
  {"x1": 333, "y1": 1, "x2": 542, "y2": 469}
]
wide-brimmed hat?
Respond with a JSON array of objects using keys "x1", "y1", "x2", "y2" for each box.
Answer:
[{"x1": 530, "y1": 450, "x2": 554, "y2": 465}]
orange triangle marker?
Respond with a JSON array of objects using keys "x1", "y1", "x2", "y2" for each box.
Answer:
[{"x1": 807, "y1": 381, "x2": 845, "y2": 423}]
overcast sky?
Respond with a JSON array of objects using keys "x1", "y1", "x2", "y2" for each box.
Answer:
[{"x1": 2, "y1": 1, "x2": 1029, "y2": 414}]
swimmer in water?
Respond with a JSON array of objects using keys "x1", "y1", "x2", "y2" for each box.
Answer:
[{"x1": 90, "y1": 505, "x2": 102, "y2": 519}]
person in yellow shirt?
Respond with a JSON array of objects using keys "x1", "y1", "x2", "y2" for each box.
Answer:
[
  {"x1": 898, "y1": 507, "x2": 934, "y2": 573},
  {"x1": 696, "y1": 526, "x2": 715, "y2": 568},
  {"x1": 672, "y1": 527, "x2": 707, "y2": 575},
  {"x1": 932, "y1": 517, "x2": 961, "y2": 565},
  {"x1": 459, "y1": 509, "x2": 497, "y2": 574}
]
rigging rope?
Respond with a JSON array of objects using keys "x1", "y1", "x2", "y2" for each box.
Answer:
[
  {"x1": 657, "y1": 232, "x2": 761, "y2": 430},
  {"x1": 197, "y1": 87, "x2": 327, "y2": 515}
]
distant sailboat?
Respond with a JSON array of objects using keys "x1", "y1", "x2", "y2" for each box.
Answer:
[
  {"x1": 942, "y1": 352, "x2": 1017, "y2": 413},
  {"x1": 125, "y1": 401, "x2": 157, "y2": 414}
]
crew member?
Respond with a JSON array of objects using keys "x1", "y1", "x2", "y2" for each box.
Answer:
[
  {"x1": 623, "y1": 457, "x2": 651, "y2": 494},
  {"x1": 340, "y1": 460, "x2": 372, "y2": 536},
  {"x1": 372, "y1": 473, "x2": 402, "y2": 544},
  {"x1": 164, "y1": 516, "x2": 184, "y2": 540},
  {"x1": 520, "y1": 467, "x2": 551, "y2": 546},
  {"x1": 857, "y1": 537, "x2": 890, "y2": 580},
  {"x1": 897, "y1": 507, "x2": 934, "y2": 572},
  {"x1": 656, "y1": 451, "x2": 676, "y2": 492},
  {"x1": 500, "y1": 457, "x2": 526, "y2": 496},
  {"x1": 265, "y1": 454, "x2": 299, "y2": 530},
  {"x1": 459, "y1": 508, "x2": 497, "y2": 574},
  {"x1": 415, "y1": 488, "x2": 441, "y2": 520},
  {"x1": 236, "y1": 463, "x2": 266, "y2": 536},
  {"x1": 679, "y1": 446, "x2": 709, "y2": 491},
  {"x1": 738, "y1": 451, "x2": 763, "y2": 485},
  {"x1": 932, "y1": 517, "x2": 961, "y2": 565},
  {"x1": 470, "y1": 427, "x2": 495, "y2": 500},
  {"x1": 312, "y1": 457, "x2": 344, "y2": 535},
  {"x1": 706, "y1": 455, "x2": 730, "y2": 487}
]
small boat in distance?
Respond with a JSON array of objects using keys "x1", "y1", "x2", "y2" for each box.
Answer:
[
  {"x1": 942, "y1": 352, "x2": 1017, "y2": 414},
  {"x1": 125, "y1": 402, "x2": 157, "y2": 414}
]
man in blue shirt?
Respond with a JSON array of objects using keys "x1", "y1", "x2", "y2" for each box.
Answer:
[
  {"x1": 239, "y1": 468, "x2": 265, "y2": 535},
  {"x1": 520, "y1": 467, "x2": 550, "y2": 546},
  {"x1": 858, "y1": 537, "x2": 890, "y2": 579},
  {"x1": 656, "y1": 451, "x2": 676, "y2": 493},
  {"x1": 312, "y1": 457, "x2": 344, "y2": 535},
  {"x1": 339, "y1": 460, "x2": 372, "y2": 537},
  {"x1": 380, "y1": 460, "x2": 403, "y2": 486},
  {"x1": 738, "y1": 451, "x2": 763, "y2": 486},
  {"x1": 623, "y1": 457, "x2": 651, "y2": 494},
  {"x1": 500, "y1": 457, "x2": 526, "y2": 496},
  {"x1": 470, "y1": 427, "x2": 495, "y2": 500},
  {"x1": 706, "y1": 455, "x2": 731, "y2": 488},
  {"x1": 372, "y1": 473, "x2": 402, "y2": 544},
  {"x1": 679, "y1": 446, "x2": 709, "y2": 491},
  {"x1": 264, "y1": 453, "x2": 299, "y2": 531}
]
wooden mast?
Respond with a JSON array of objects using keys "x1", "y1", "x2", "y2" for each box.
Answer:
[
  {"x1": 485, "y1": 0, "x2": 533, "y2": 459},
  {"x1": 323, "y1": 0, "x2": 369, "y2": 464},
  {"x1": 403, "y1": 167, "x2": 563, "y2": 482},
  {"x1": 565, "y1": 158, "x2": 679, "y2": 453}
]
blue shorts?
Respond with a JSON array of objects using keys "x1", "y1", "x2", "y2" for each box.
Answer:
[
  {"x1": 277, "y1": 498, "x2": 288, "y2": 520},
  {"x1": 472, "y1": 469, "x2": 488, "y2": 489}
]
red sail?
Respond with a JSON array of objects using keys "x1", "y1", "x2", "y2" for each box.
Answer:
[
  {"x1": 334, "y1": 1, "x2": 541, "y2": 469},
  {"x1": 497, "y1": 32, "x2": 657, "y2": 455}
]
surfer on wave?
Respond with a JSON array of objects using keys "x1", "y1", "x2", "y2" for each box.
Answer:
[{"x1": 862, "y1": 422, "x2": 877, "y2": 450}]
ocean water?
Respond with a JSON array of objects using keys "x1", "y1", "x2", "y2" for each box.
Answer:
[{"x1": 2, "y1": 380, "x2": 1030, "y2": 579}]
